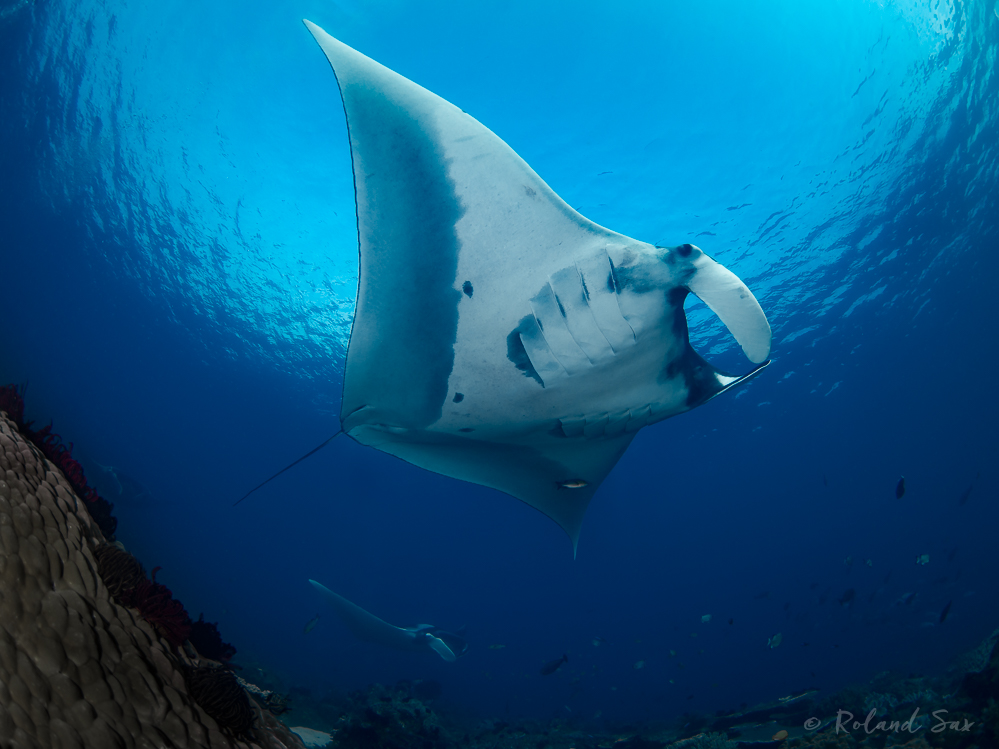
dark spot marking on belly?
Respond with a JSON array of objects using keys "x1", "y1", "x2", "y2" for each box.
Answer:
[
  {"x1": 453, "y1": 392, "x2": 464, "y2": 403},
  {"x1": 524, "y1": 185, "x2": 537, "y2": 198},
  {"x1": 462, "y1": 281, "x2": 473, "y2": 298},
  {"x1": 459, "y1": 427, "x2": 474, "y2": 433},
  {"x1": 506, "y1": 315, "x2": 544, "y2": 386}
]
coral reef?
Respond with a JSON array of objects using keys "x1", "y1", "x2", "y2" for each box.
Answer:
[
  {"x1": 665, "y1": 733, "x2": 734, "y2": 749},
  {"x1": 961, "y1": 629, "x2": 999, "y2": 745},
  {"x1": 0, "y1": 410, "x2": 305, "y2": 748},
  {"x1": 191, "y1": 614, "x2": 238, "y2": 662},
  {"x1": 0, "y1": 383, "x2": 117, "y2": 538},
  {"x1": 92, "y1": 542, "x2": 194, "y2": 649},
  {"x1": 238, "y1": 677, "x2": 291, "y2": 716},
  {"x1": 333, "y1": 682, "x2": 450, "y2": 749},
  {"x1": 92, "y1": 542, "x2": 145, "y2": 603},
  {"x1": 186, "y1": 665, "x2": 256, "y2": 739},
  {"x1": 126, "y1": 567, "x2": 193, "y2": 648},
  {"x1": 953, "y1": 627, "x2": 999, "y2": 675}
]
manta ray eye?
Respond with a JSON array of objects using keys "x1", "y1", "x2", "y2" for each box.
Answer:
[{"x1": 676, "y1": 243, "x2": 694, "y2": 257}]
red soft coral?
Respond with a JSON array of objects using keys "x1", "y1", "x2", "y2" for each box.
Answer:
[
  {"x1": 125, "y1": 567, "x2": 192, "y2": 647},
  {"x1": 1, "y1": 384, "x2": 119, "y2": 538}
]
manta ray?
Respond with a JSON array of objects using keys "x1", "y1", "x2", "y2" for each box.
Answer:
[
  {"x1": 240, "y1": 22, "x2": 772, "y2": 551},
  {"x1": 309, "y1": 579, "x2": 468, "y2": 661}
]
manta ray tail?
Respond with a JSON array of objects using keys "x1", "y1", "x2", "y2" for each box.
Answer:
[{"x1": 233, "y1": 430, "x2": 343, "y2": 506}]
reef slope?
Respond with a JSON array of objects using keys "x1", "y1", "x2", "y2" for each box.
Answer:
[{"x1": 0, "y1": 412, "x2": 304, "y2": 749}]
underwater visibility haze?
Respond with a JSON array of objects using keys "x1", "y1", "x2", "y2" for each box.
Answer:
[{"x1": 1, "y1": 0, "x2": 998, "y2": 733}]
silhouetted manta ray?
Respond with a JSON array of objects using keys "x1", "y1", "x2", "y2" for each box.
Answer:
[
  {"x1": 309, "y1": 579, "x2": 468, "y2": 661},
  {"x1": 238, "y1": 22, "x2": 773, "y2": 552}
]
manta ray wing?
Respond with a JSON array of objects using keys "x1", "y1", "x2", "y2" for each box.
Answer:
[
  {"x1": 304, "y1": 21, "x2": 772, "y2": 550},
  {"x1": 426, "y1": 635, "x2": 458, "y2": 662},
  {"x1": 309, "y1": 579, "x2": 420, "y2": 651}
]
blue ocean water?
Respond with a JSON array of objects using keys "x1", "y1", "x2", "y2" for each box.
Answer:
[{"x1": 1, "y1": 0, "x2": 997, "y2": 728}]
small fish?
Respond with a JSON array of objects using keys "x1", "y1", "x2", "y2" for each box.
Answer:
[
  {"x1": 700, "y1": 614, "x2": 712, "y2": 623},
  {"x1": 896, "y1": 476, "x2": 906, "y2": 499},
  {"x1": 556, "y1": 479, "x2": 588, "y2": 489},
  {"x1": 303, "y1": 614, "x2": 320, "y2": 634},
  {"x1": 488, "y1": 644, "x2": 506, "y2": 650},
  {"x1": 958, "y1": 484, "x2": 974, "y2": 506},
  {"x1": 844, "y1": 556, "x2": 853, "y2": 567},
  {"x1": 540, "y1": 654, "x2": 568, "y2": 676},
  {"x1": 940, "y1": 600, "x2": 953, "y2": 624},
  {"x1": 669, "y1": 650, "x2": 676, "y2": 657},
  {"x1": 773, "y1": 729, "x2": 789, "y2": 741},
  {"x1": 634, "y1": 660, "x2": 645, "y2": 669},
  {"x1": 916, "y1": 553, "x2": 930, "y2": 566},
  {"x1": 591, "y1": 636, "x2": 606, "y2": 647},
  {"x1": 768, "y1": 633, "x2": 783, "y2": 649},
  {"x1": 866, "y1": 558, "x2": 873, "y2": 567},
  {"x1": 838, "y1": 588, "x2": 856, "y2": 607},
  {"x1": 897, "y1": 592, "x2": 917, "y2": 605}
]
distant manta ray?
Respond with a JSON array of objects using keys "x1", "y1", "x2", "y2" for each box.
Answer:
[
  {"x1": 237, "y1": 21, "x2": 773, "y2": 552},
  {"x1": 309, "y1": 580, "x2": 468, "y2": 662}
]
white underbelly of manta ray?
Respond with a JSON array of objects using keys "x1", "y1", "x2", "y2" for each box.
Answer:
[{"x1": 303, "y1": 20, "x2": 772, "y2": 551}]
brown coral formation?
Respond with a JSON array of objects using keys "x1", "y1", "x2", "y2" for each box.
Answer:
[
  {"x1": 185, "y1": 666, "x2": 255, "y2": 739},
  {"x1": 92, "y1": 543, "x2": 145, "y2": 603},
  {"x1": 0, "y1": 411, "x2": 305, "y2": 749}
]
